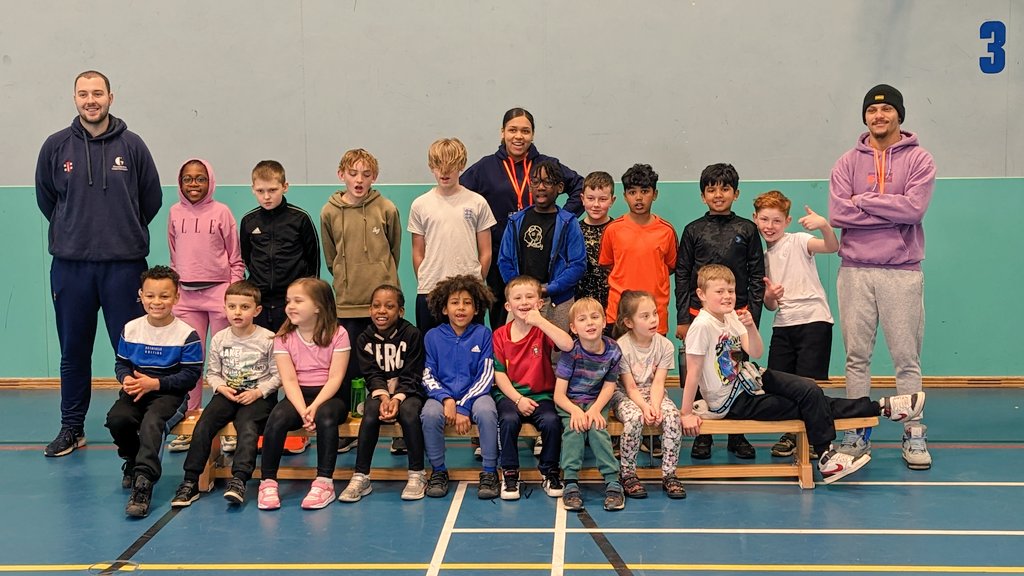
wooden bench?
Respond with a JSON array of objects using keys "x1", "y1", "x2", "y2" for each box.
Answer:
[{"x1": 171, "y1": 411, "x2": 878, "y2": 491}]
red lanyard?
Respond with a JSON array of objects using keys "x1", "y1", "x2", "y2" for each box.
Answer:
[{"x1": 502, "y1": 157, "x2": 532, "y2": 210}]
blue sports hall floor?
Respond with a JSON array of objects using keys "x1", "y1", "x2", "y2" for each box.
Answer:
[{"x1": 1, "y1": 387, "x2": 1023, "y2": 575}]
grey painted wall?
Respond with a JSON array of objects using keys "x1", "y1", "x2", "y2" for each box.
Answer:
[{"x1": 2, "y1": 0, "x2": 1020, "y2": 185}]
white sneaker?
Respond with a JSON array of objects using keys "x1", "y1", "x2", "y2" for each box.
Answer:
[
  {"x1": 902, "y1": 424, "x2": 932, "y2": 470},
  {"x1": 881, "y1": 392, "x2": 926, "y2": 422},
  {"x1": 401, "y1": 471, "x2": 427, "y2": 500},
  {"x1": 221, "y1": 435, "x2": 237, "y2": 453},
  {"x1": 168, "y1": 434, "x2": 192, "y2": 453},
  {"x1": 533, "y1": 437, "x2": 543, "y2": 457},
  {"x1": 818, "y1": 447, "x2": 871, "y2": 484},
  {"x1": 339, "y1": 473, "x2": 372, "y2": 503},
  {"x1": 500, "y1": 470, "x2": 521, "y2": 500}
]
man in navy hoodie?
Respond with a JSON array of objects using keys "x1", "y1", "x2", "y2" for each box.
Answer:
[{"x1": 36, "y1": 70, "x2": 163, "y2": 457}]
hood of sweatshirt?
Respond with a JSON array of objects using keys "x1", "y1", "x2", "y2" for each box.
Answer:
[
  {"x1": 67, "y1": 114, "x2": 128, "y2": 190},
  {"x1": 177, "y1": 158, "x2": 218, "y2": 207},
  {"x1": 327, "y1": 188, "x2": 382, "y2": 210}
]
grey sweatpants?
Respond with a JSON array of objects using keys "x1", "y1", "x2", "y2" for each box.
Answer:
[{"x1": 836, "y1": 267, "x2": 925, "y2": 423}]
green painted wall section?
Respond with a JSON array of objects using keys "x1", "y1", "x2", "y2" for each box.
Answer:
[{"x1": 2, "y1": 177, "x2": 1018, "y2": 377}]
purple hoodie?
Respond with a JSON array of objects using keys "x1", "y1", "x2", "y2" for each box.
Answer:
[
  {"x1": 828, "y1": 131, "x2": 935, "y2": 270},
  {"x1": 168, "y1": 158, "x2": 245, "y2": 283}
]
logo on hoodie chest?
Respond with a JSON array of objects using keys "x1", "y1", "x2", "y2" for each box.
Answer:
[
  {"x1": 112, "y1": 156, "x2": 128, "y2": 172},
  {"x1": 866, "y1": 172, "x2": 892, "y2": 187},
  {"x1": 63, "y1": 161, "x2": 74, "y2": 173}
]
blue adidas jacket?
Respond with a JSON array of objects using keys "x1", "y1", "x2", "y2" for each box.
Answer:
[
  {"x1": 498, "y1": 207, "x2": 586, "y2": 305},
  {"x1": 422, "y1": 323, "x2": 494, "y2": 416}
]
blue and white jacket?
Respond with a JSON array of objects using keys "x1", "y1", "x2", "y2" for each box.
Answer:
[
  {"x1": 115, "y1": 316, "x2": 204, "y2": 395},
  {"x1": 498, "y1": 207, "x2": 586, "y2": 305},
  {"x1": 422, "y1": 323, "x2": 494, "y2": 416}
]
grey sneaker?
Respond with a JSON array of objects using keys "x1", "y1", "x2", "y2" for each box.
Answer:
[
  {"x1": 126, "y1": 475, "x2": 153, "y2": 518},
  {"x1": 603, "y1": 481, "x2": 625, "y2": 511},
  {"x1": 425, "y1": 470, "x2": 449, "y2": 498},
  {"x1": 836, "y1": 428, "x2": 872, "y2": 458},
  {"x1": 478, "y1": 471, "x2": 500, "y2": 500},
  {"x1": 401, "y1": 471, "x2": 427, "y2": 500},
  {"x1": 221, "y1": 435, "x2": 237, "y2": 453},
  {"x1": 562, "y1": 483, "x2": 584, "y2": 511},
  {"x1": 168, "y1": 434, "x2": 192, "y2": 453},
  {"x1": 339, "y1": 473, "x2": 373, "y2": 502},
  {"x1": 902, "y1": 424, "x2": 932, "y2": 470}
]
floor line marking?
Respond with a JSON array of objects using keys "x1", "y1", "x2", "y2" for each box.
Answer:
[
  {"x1": 551, "y1": 497, "x2": 567, "y2": 576},
  {"x1": 98, "y1": 506, "x2": 182, "y2": 575},
  {"x1": 576, "y1": 508, "x2": 633, "y2": 576},
  {"x1": 427, "y1": 480, "x2": 466, "y2": 576},
  {"x1": 451, "y1": 527, "x2": 1024, "y2": 536}
]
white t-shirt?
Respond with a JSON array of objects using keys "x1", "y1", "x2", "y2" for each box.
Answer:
[
  {"x1": 617, "y1": 332, "x2": 675, "y2": 394},
  {"x1": 407, "y1": 185, "x2": 497, "y2": 293},
  {"x1": 764, "y1": 232, "x2": 833, "y2": 327},
  {"x1": 274, "y1": 327, "x2": 350, "y2": 387},
  {"x1": 684, "y1": 309, "x2": 746, "y2": 418}
]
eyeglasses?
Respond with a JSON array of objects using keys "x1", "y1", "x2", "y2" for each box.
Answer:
[
  {"x1": 530, "y1": 178, "x2": 558, "y2": 188},
  {"x1": 181, "y1": 176, "x2": 209, "y2": 185}
]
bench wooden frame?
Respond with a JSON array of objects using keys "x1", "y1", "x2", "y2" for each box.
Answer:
[{"x1": 171, "y1": 411, "x2": 878, "y2": 491}]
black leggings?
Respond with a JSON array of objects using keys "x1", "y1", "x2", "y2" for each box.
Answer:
[
  {"x1": 354, "y1": 395, "x2": 425, "y2": 474},
  {"x1": 260, "y1": 386, "x2": 348, "y2": 479}
]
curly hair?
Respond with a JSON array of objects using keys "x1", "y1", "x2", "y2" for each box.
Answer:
[{"x1": 426, "y1": 274, "x2": 495, "y2": 322}]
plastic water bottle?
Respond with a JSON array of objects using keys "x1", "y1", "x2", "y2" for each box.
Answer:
[{"x1": 350, "y1": 377, "x2": 366, "y2": 417}]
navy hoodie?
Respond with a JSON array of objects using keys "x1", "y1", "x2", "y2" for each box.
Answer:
[
  {"x1": 36, "y1": 115, "x2": 162, "y2": 261},
  {"x1": 461, "y1": 144, "x2": 583, "y2": 250}
]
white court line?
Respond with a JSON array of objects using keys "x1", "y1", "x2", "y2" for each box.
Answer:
[
  {"x1": 452, "y1": 527, "x2": 1024, "y2": 537},
  {"x1": 551, "y1": 498, "x2": 567, "y2": 576},
  {"x1": 650, "y1": 480, "x2": 1024, "y2": 488},
  {"x1": 427, "y1": 481, "x2": 467, "y2": 576}
]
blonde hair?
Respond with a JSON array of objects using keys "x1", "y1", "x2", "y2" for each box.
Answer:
[
  {"x1": 569, "y1": 297, "x2": 606, "y2": 323},
  {"x1": 696, "y1": 264, "x2": 735, "y2": 291},
  {"x1": 612, "y1": 290, "x2": 656, "y2": 339},
  {"x1": 753, "y1": 190, "x2": 792, "y2": 216},
  {"x1": 338, "y1": 148, "x2": 380, "y2": 178},
  {"x1": 428, "y1": 138, "x2": 468, "y2": 173},
  {"x1": 504, "y1": 275, "x2": 542, "y2": 299}
]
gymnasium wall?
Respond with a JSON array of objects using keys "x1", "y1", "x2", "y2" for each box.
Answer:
[
  {"x1": 1, "y1": 1, "x2": 1020, "y2": 377},
  {"x1": 1, "y1": 177, "x2": 1019, "y2": 378}
]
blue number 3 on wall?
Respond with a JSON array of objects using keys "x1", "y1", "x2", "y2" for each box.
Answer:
[{"x1": 980, "y1": 21, "x2": 1006, "y2": 74}]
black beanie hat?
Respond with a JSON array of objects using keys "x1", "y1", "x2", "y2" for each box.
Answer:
[{"x1": 862, "y1": 84, "x2": 905, "y2": 124}]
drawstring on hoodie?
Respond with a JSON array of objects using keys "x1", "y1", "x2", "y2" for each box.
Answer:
[
  {"x1": 101, "y1": 141, "x2": 108, "y2": 190},
  {"x1": 80, "y1": 132, "x2": 108, "y2": 190},
  {"x1": 871, "y1": 147, "x2": 892, "y2": 194}
]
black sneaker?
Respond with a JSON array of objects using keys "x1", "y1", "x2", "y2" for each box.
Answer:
[
  {"x1": 612, "y1": 435, "x2": 621, "y2": 458},
  {"x1": 500, "y1": 469, "x2": 521, "y2": 500},
  {"x1": 640, "y1": 436, "x2": 663, "y2": 458},
  {"x1": 126, "y1": 476, "x2": 153, "y2": 518},
  {"x1": 562, "y1": 483, "x2": 584, "y2": 511},
  {"x1": 542, "y1": 472, "x2": 564, "y2": 498},
  {"x1": 337, "y1": 437, "x2": 358, "y2": 454},
  {"x1": 603, "y1": 482, "x2": 625, "y2": 511},
  {"x1": 121, "y1": 460, "x2": 134, "y2": 490},
  {"x1": 224, "y1": 477, "x2": 246, "y2": 504},
  {"x1": 690, "y1": 434, "x2": 713, "y2": 460},
  {"x1": 390, "y1": 437, "x2": 407, "y2": 455},
  {"x1": 478, "y1": 471, "x2": 500, "y2": 500},
  {"x1": 726, "y1": 434, "x2": 756, "y2": 459},
  {"x1": 44, "y1": 427, "x2": 86, "y2": 457},
  {"x1": 425, "y1": 470, "x2": 449, "y2": 498},
  {"x1": 171, "y1": 480, "x2": 200, "y2": 508}
]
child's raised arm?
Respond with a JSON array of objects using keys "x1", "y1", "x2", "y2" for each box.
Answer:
[
  {"x1": 524, "y1": 308, "x2": 574, "y2": 352},
  {"x1": 736, "y1": 309, "x2": 764, "y2": 360},
  {"x1": 800, "y1": 206, "x2": 840, "y2": 254}
]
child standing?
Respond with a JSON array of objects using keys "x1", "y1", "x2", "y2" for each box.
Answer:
[
  {"x1": 753, "y1": 190, "x2": 839, "y2": 457},
  {"x1": 612, "y1": 291, "x2": 685, "y2": 499},
  {"x1": 171, "y1": 280, "x2": 281, "y2": 507},
  {"x1": 498, "y1": 160, "x2": 586, "y2": 337},
  {"x1": 241, "y1": 160, "x2": 320, "y2": 332},
  {"x1": 105, "y1": 266, "x2": 203, "y2": 518},
  {"x1": 675, "y1": 163, "x2": 765, "y2": 460},
  {"x1": 598, "y1": 164, "x2": 677, "y2": 334},
  {"x1": 340, "y1": 285, "x2": 428, "y2": 502},
  {"x1": 408, "y1": 138, "x2": 496, "y2": 332},
  {"x1": 492, "y1": 276, "x2": 574, "y2": 500},
  {"x1": 420, "y1": 275, "x2": 500, "y2": 500},
  {"x1": 168, "y1": 159, "x2": 245, "y2": 452},
  {"x1": 554, "y1": 297, "x2": 626, "y2": 512},
  {"x1": 321, "y1": 148, "x2": 401, "y2": 454},
  {"x1": 680, "y1": 265, "x2": 926, "y2": 484},
  {"x1": 257, "y1": 278, "x2": 351, "y2": 510},
  {"x1": 575, "y1": 171, "x2": 616, "y2": 308}
]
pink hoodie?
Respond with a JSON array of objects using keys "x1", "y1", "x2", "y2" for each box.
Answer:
[
  {"x1": 828, "y1": 131, "x2": 935, "y2": 271},
  {"x1": 168, "y1": 158, "x2": 245, "y2": 283}
]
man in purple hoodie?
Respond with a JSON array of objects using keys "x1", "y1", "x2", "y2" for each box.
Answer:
[
  {"x1": 828, "y1": 84, "x2": 935, "y2": 470},
  {"x1": 36, "y1": 71, "x2": 162, "y2": 458}
]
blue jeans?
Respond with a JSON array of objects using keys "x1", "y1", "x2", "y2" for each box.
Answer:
[{"x1": 421, "y1": 396, "x2": 498, "y2": 470}]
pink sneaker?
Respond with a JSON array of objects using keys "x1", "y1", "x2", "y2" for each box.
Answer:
[
  {"x1": 257, "y1": 479, "x2": 280, "y2": 510},
  {"x1": 301, "y1": 477, "x2": 336, "y2": 509}
]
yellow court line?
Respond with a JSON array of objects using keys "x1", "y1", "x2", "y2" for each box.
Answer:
[{"x1": 5, "y1": 563, "x2": 1023, "y2": 573}]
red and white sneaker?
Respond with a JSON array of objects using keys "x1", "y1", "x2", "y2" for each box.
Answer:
[
  {"x1": 818, "y1": 448, "x2": 871, "y2": 484},
  {"x1": 301, "y1": 477, "x2": 336, "y2": 509},
  {"x1": 257, "y1": 479, "x2": 280, "y2": 510}
]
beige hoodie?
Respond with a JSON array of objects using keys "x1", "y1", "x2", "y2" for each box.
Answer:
[{"x1": 320, "y1": 189, "x2": 402, "y2": 317}]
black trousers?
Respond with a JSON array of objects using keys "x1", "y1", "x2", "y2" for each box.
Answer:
[
  {"x1": 354, "y1": 395, "x2": 425, "y2": 474},
  {"x1": 106, "y1": 390, "x2": 186, "y2": 482},
  {"x1": 497, "y1": 397, "x2": 561, "y2": 475},
  {"x1": 766, "y1": 321, "x2": 833, "y2": 381},
  {"x1": 261, "y1": 386, "x2": 348, "y2": 479},
  {"x1": 182, "y1": 392, "x2": 276, "y2": 482},
  {"x1": 727, "y1": 369, "x2": 879, "y2": 453}
]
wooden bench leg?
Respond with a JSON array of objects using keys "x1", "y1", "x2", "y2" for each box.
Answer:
[{"x1": 795, "y1": 432, "x2": 814, "y2": 489}]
